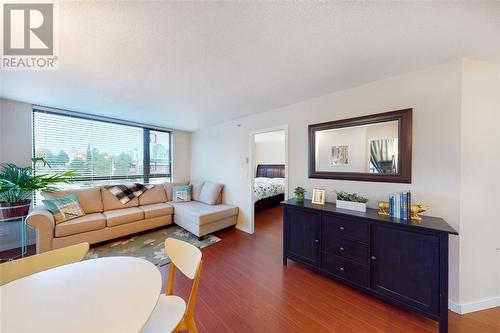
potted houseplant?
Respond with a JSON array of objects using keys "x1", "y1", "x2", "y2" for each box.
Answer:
[
  {"x1": 336, "y1": 191, "x2": 369, "y2": 212},
  {"x1": 294, "y1": 186, "x2": 305, "y2": 202},
  {"x1": 0, "y1": 158, "x2": 76, "y2": 219}
]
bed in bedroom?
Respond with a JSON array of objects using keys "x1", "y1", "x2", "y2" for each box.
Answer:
[{"x1": 254, "y1": 164, "x2": 285, "y2": 213}]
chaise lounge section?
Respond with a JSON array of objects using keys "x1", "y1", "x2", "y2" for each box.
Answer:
[{"x1": 27, "y1": 181, "x2": 238, "y2": 253}]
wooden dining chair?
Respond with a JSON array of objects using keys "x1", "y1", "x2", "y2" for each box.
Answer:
[
  {"x1": 141, "y1": 238, "x2": 203, "y2": 333},
  {"x1": 165, "y1": 237, "x2": 203, "y2": 333},
  {"x1": 0, "y1": 242, "x2": 90, "y2": 286}
]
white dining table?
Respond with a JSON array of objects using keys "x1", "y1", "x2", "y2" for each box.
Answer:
[{"x1": 1, "y1": 257, "x2": 163, "y2": 333}]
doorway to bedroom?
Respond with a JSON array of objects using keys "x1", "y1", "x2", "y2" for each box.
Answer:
[{"x1": 249, "y1": 127, "x2": 288, "y2": 234}]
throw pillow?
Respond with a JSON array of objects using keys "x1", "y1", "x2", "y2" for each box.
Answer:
[
  {"x1": 172, "y1": 185, "x2": 192, "y2": 203},
  {"x1": 198, "y1": 181, "x2": 223, "y2": 205},
  {"x1": 190, "y1": 180, "x2": 205, "y2": 201},
  {"x1": 42, "y1": 194, "x2": 86, "y2": 224}
]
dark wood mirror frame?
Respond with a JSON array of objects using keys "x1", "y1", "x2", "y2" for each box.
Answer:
[{"x1": 308, "y1": 108, "x2": 412, "y2": 183}]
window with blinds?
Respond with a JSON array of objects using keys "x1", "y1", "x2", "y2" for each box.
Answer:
[{"x1": 32, "y1": 109, "x2": 172, "y2": 189}]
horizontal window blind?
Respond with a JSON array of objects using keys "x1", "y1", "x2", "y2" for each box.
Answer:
[{"x1": 33, "y1": 109, "x2": 172, "y2": 190}]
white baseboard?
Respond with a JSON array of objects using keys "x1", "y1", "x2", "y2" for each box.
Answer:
[
  {"x1": 235, "y1": 224, "x2": 253, "y2": 234},
  {"x1": 448, "y1": 300, "x2": 461, "y2": 314},
  {"x1": 449, "y1": 297, "x2": 500, "y2": 314}
]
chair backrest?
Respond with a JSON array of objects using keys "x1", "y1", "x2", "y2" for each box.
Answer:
[
  {"x1": 165, "y1": 238, "x2": 202, "y2": 280},
  {"x1": 164, "y1": 238, "x2": 203, "y2": 328},
  {"x1": 0, "y1": 242, "x2": 90, "y2": 286}
]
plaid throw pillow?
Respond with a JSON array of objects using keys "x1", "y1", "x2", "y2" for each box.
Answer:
[
  {"x1": 105, "y1": 183, "x2": 154, "y2": 204},
  {"x1": 43, "y1": 194, "x2": 85, "y2": 224}
]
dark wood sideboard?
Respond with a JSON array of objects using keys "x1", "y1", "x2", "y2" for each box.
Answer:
[{"x1": 282, "y1": 199, "x2": 458, "y2": 333}]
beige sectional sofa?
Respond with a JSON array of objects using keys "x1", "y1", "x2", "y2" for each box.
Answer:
[{"x1": 27, "y1": 181, "x2": 238, "y2": 253}]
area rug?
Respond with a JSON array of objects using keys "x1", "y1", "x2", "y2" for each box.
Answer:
[{"x1": 84, "y1": 226, "x2": 220, "y2": 266}]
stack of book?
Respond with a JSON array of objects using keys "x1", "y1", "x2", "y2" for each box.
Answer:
[{"x1": 389, "y1": 191, "x2": 411, "y2": 220}]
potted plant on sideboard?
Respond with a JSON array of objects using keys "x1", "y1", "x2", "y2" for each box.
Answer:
[
  {"x1": 0, "y1": 158, "x2": 76, "y2": 220},
  {"x1": 336, "y1": 191, "x2": 369, "y2": 212},
  {"x1": 294, "y1": 186, "x2": 306, "y2": 202}
]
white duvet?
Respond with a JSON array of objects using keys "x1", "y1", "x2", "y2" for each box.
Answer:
[{"x1": 254, "y1": 177, "x2": 285, "y2": 202}]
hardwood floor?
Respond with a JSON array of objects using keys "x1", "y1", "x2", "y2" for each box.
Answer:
[
  {"x1": 2, "y1": 206, "x2": 499, "y2": 332},
  {"x1": 158, "y1": 206, "x2": 500, "y2": 333}
]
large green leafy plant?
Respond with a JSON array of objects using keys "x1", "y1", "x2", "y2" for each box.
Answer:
[{"x1": 0, "y1": 158, "x2": 76, "y2": 204}]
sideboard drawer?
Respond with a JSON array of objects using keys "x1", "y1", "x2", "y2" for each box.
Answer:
[
  {"x1": 322, "y1": 254, "x2": 369, "y2": 287},
  {"x1": 322, "y1": 215, "x2": 369, "y2": 244},
  {"x1": 322, "y1": 237, "x2": 368, "y2": 265}
]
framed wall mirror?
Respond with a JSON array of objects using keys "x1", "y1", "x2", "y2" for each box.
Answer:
[{"x1": 308, "y1": 109, "x2": 412, "y2": 183}]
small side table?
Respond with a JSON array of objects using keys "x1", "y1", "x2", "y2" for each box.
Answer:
[{"x1": 0, "y1": 215, "x2": 28, "y2": 261}]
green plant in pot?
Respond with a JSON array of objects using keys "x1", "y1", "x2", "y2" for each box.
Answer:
[
  {"x1": 336, "y1": 190, "x2": 369, "y2": 212},
  {"x1": 0, "y1": 158, "x2": 76, "y2": 219},
  {"x1": 294, "y1": 186, "x2": 306, "y2": 202}
]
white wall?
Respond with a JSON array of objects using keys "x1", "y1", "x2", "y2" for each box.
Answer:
[
  {"x1": 0, "y1": 99, "x2": 33, "y2": 167},
  {"x1": 191, "y1": 60, "x2": 463, "y2": 304},
  {"x1": 255, "y1": 141, "x2": 285, "y2": 166},
  {"x1": 172, "y1": 129, "x2": 191, "y2": 182},
  {"x1": 458, "y1": 59, "x2": 500, "y2": 312}
]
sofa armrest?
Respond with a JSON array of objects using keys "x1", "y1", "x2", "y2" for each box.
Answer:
[{"x1": 27, "y1": 207, "x2": 55, "y2": 253}]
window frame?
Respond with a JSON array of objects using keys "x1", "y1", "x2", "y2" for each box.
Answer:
[{"x1": 32, "y1": 108, "x2": 173, "y2": 184}]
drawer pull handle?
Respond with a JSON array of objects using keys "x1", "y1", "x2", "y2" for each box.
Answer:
[
  {"x1": 315, "y1": 239, "x2": 319, "y2": 243},
  {"x1": 339, "y1": 247, "x2": 345, "y2": 251},
  {"x1": 339, "y1": 267, "x2": 345, "y2": 272},
  {"x1": 339, "y1": 226, "x2": 345, "y2": 231},
  {"x1": 371, "y1": 256, "x2": 377, "y2": 261}
]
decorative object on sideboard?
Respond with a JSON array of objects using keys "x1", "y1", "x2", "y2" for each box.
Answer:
[
  {"x1": 311, "y1": 188, "x2": 326, "y2": 205},
  {"x1": 0, "y1": 158, "x2": 76, "y2": 220},
  {"x1": 293, "y1": 186, "x2": 305, "y2": 202},
  {"x1": 378, "y1": 201, "x2": 390, "y2": 216},
  {"x1": 379, "y1": 192, "x2": 429, "y2": 221},
  {"x1": 336, "y1": 191, "x2": 368, "y2": 212},
  {"x1": 410, "y1": 204, "x2": 429, "y2": 221}
]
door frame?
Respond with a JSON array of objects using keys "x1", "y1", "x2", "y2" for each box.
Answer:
[{"x1": 248, "y1": 125, "x2": 289, "y2": 234}]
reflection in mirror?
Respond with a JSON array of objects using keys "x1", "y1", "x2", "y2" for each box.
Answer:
[{"x1": 315, "y1": 120, "x2": 399, "y2": 174}]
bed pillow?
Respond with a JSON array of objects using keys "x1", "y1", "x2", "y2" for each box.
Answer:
[
  {"x1": 255, "y1": 177, "x2": 270, "y2": 183},
  {"x1": 198, "y1": 181, "x2": 223, "y2": 205},
  {"x1": 172, "y1": 185, "x2": 192, "y2": 203},
  {"x1": 42, "y1": 194, "x2": 86, "y2": 224}
]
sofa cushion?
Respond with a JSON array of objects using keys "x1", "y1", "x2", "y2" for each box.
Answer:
[
  {"x1": 139, "y1": 203, "x2": 174, "y2": 219},
  {"x1": 169, "y1": 201, "x2": 238, "y2": 226},
  {"x1": 43, "y1": 194, "x2": 86, "y2": 224},
  {"x1": 55, "y1": 213, "x2": 106, "y2": 237},
  {"x1": 42, "y1": 187, "x2": 103, "y2": 214},
  {"x1": 190, "y1": 180, "x2": 205, "y2": 201},
  {"x1": 103, "y1": 207, "x2": 144, "y2": 227},
  {"x1": 139, "y1": 184, "x2": 168, "y2": 206},
  {"x1": 164, "y1": 182, "x2": 189, "y2": 202},
  {"x1": 101, "y1": 187, "x2": 139, "y2": 211},
  {"x1": 198, "y1": 182, "x2": 224, "y2": 205}
]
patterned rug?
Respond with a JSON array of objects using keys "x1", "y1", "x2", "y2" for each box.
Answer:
[{"x1": 84, "y1": 226, "x2": 220, "y2": 266}]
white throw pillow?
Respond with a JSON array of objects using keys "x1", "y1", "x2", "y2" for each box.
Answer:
[
  {"x1": 198, "y1": 182, "x2": 223, "y2": 205},
  {"x1": 190, "y1": 180, "x2": 205, "y2": 201}
]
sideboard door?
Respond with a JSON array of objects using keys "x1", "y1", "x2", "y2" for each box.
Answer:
[
  {"x1": 286, "y1": 208, "x2": 321, "y2": 267},
  {"x1": 370, "y1": 225, "x2": 440, "y2": 315}
]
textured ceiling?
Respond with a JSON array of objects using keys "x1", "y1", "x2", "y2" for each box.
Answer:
[{"x1": 1, "y1": 2, "x2": 499, "y2": 131}]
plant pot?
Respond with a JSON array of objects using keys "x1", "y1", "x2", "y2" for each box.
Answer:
[
  {"x1": 295, "y1": 194, "x2": 304, "y2": 202},
  {"x1": 0, "y1": 199, "x2": 32, "y2": 220},
  {"x1": 336, "y1": 200, "x2": 366, "y2": 212}
]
